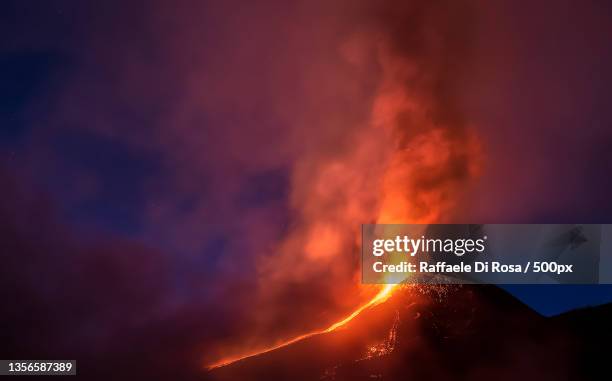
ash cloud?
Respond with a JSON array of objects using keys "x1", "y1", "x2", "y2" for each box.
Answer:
[{"x1": 6, "y1": 0, "x2": 586, "y2": 376}]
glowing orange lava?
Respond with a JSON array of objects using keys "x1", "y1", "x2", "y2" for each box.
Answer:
[{"x1": 207, "y1": 284, "x2": 397, "y2": 370}]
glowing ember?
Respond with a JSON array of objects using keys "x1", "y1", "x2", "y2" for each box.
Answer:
[{"x1": 359, "y1": 310, "x2": 400, "y2": 361}]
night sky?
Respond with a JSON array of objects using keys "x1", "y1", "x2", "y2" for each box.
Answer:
[{"x1": 1, "y1": 0, "x2": 612, "y2": 378}]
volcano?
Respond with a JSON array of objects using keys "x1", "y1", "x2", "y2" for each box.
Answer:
[{"x1": 208, "y1": 285, "x2": 610, "y2": 381}]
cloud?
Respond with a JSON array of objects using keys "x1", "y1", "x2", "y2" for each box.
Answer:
[{"x1": 1, "y1": 0, "x2": 493, "y2": 373}]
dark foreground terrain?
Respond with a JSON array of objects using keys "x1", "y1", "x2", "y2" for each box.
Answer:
[{"x1": 209, "y1": 285, "x2": 611, "y2": 381}]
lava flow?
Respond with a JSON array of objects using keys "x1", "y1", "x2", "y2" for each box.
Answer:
[{"x1": 207, "y1": 284, "x2": 397, "y2": 370}]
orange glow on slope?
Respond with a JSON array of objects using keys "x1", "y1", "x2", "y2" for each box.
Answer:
[{"x1": 207, "y1": 284, "x2": 397, "y2": 370}]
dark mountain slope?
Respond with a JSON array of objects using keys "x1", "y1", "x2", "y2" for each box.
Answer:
[{"x1": 210, "y1": 285, "x2": 610, "y2": 381}]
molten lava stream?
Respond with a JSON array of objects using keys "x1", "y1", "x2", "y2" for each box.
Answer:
[{"x1": 207, "y1": 284, "x2": 397, "y2": 370}]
